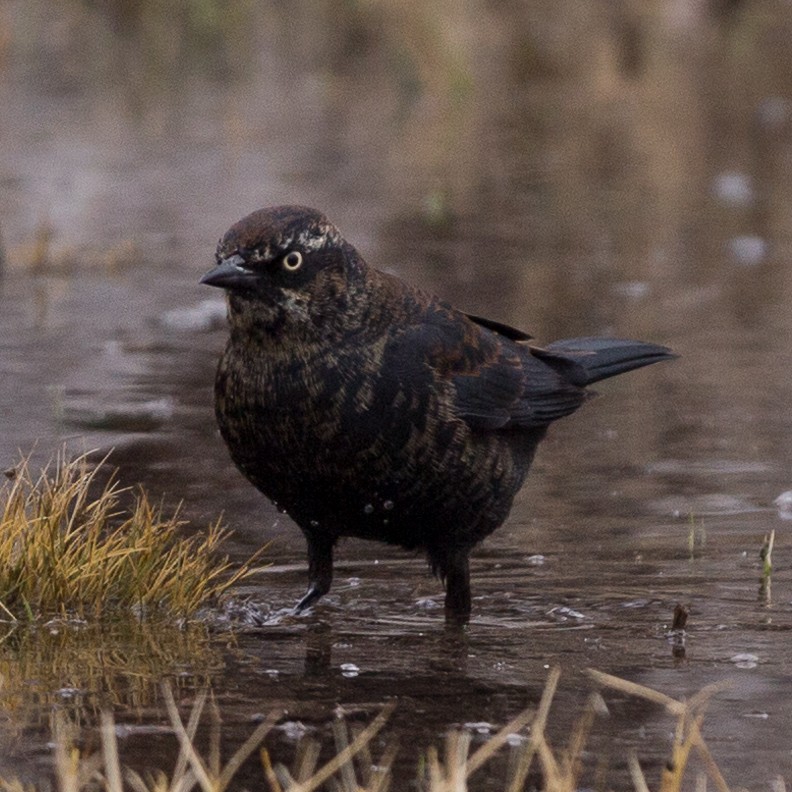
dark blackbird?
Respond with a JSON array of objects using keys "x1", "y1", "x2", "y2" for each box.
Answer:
[{"x1": 201, "y1": 206, "x2": 674, "y2": 620}]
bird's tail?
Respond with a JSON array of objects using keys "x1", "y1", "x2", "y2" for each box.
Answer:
[{"x1": 535, "y1": 337, "x2": 676, "y2": 387}]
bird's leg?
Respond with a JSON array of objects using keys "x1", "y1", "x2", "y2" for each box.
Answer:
[
  {"x1": 443, "y1": 551, "x2": 472, "y2": 623},
  {"x1": 294, "y1": 535, "x2": 334, "y2": 613}
]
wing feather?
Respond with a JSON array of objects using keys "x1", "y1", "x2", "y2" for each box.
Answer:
[{"x1": 392, "y1": 303, "x2": 586, "y2": 431}]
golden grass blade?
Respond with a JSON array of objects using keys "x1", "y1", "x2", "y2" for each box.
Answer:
[
  {"x1": 685, "y1": 681, "x2": 734, "y2": 716},
  {"x1": 447, "y1": 729, "x2": 471, "y2": 792},
  {"x1": 587, "y1": 669, "x2": 685, "y2": 715},
  {"x1": 293, "y1": 737, "x2": 321, "y2": 783},
  {"x1": 536, "y1": 733, "x2": 564, "y2": 791},
  {"x1": 0, "y1": 777, "x2": 34, "y2": 792},
  {"x1": 52, "y1": 715, "x2": 80, "y2": 792},
  {"x1": 272, "y1": 763, "x2": 298, "y2": 790},
  {"x1": 426, "y1": 746, "x2": 444, "y2": 791},
  {"x1": 169, "y1": 768, "x2": 191, "y2": 792},
  {"x1": 260, "y1": 748, "x2": 283, "y2": 792},
  {"x1": 331, "y1": 717, "x2": 359, "y2": 792},
  {"x1": 628, "y1": 751, "x2": 651, "y2": 792},
  {"x1": 52, "y1": 712, "x2": 102, "y2": 792},
  {"x1": 369, "y1": 773, "x2": 392, "y2": 792},
  {"x1": 170, "y1": 685, "x2": 209, "y2": 788},
  {"x1": 465, "y1": 705, "x2": 536, "y2": 777},
  {"x1": 100, "y1": 711, "x2": 124, "y2": 792},
  {"x1": 209, "y1": 693, "x2": 222, "y2": 778},
  {"x1": 367, "y1": 740, "x2": 398, "y2": 792},
  {"x1": 123, "y1": 768, "x2": 153, "y2": 792},
  {"x1": 659, "y1": 713, "x2": 699, "y2": 792},
  {"x1": 560, "y1": 692, "x2": 601, "y2": 789},
  {"x1": 689, "y1": 720, "x2": 731, "y2": 792},
  {"x1": 289, "y1": 702, "x2": 396, "y2": 792},
  {"x1": 162, "y1": 685, "x2": 214, "y2": 792},
  {"x1": 351, "y1": 722, "x2": 374, "y2": 788},
  {"x1": 505, "y1": 667, "x2": 561, "y2": 792},
  {"x1": 217, "y1": 711, "x2": 281, "y2": 791}
]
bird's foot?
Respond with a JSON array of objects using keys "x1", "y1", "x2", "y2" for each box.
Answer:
[{"x1": 294, "y1": 582, "x2": 327, "y2": 614}]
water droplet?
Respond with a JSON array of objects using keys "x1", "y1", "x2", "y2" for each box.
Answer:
[
  {"x1": 731, "y1": 653, "x2": 759, "y2": 669},
  {"x1": 548, "y1": 605, "x2": 586, "y2": 621},
  {"x1": 712, "y1": 171, "x2": 755, "y2": 207},
  {"x1": 613, "y1": 281, "x2": 650, "y2": 299},
  {"x1": 277, "y1": 721, "x2": 309, "y2": 741},
  {"x1": 526, "y1": 554, "x2": 545, "y2": 566},
  {"x1": 727, "y1": 234, "x2": 767, "y2": 266},
  {"x1": 758, "y1": 96, "x2": 791, "y2": 128},
  {"x1": 340, "y1": 663, "x2": 360, "y2": 678},
  {"x1": 775, "y1": 490, "x2": 792, "y2": 520},
  {"x1": 363, "y1": 503, "x2": 374, "y2": 514},
  {"x1": 309, "y1": 520, "x2": 319, "y2": 527},
  {"x1": 464, "y1": 722, "x2": 493, "y2": 735},
  {"x1": 383, "y1": 500, "x2": 394, "y2": 510}
]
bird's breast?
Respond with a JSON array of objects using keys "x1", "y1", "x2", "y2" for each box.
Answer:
[{"x1": 214, "y1": 334, "x2": 533, "y2": 548}]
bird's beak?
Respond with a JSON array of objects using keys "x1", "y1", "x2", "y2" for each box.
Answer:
[{"x1": 200, "y1": 254, "x2": 257, "y2": 290}]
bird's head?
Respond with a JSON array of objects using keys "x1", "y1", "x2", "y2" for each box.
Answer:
[{"x1": 201, "y1": 206, "x2": 359, "y2": 336}]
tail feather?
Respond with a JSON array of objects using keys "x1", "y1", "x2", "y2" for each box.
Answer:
[{"x1": 539, "y1": 337, "x2": 676, "y2": 386}]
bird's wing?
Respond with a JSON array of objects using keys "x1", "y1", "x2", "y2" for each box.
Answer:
[
  {"x1": 389, "y1": 303, "x2": 586, "y2": 431},
  {"x1": 451, "y1": 342, "x2": 588, "y2": 429}
]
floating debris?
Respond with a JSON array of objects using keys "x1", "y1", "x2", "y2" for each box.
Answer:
[
  {"x1": 774, "y1": 490, "x2": 792, "y2": 520},
  {"x1": 340, "y1": 662, "x2": 360, "y2": 678},
  {"x1": 727, "y1": 234, "x2": 767, "y2": 266},
  {"x1": 730, "y1": 653, "x2": 759, "y2": 669},
  {"x1": 712, "y1": 171, "x2": 755, "y2": 206}
]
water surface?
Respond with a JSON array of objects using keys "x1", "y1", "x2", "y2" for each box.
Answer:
[{"x1": 2, "y1": 2, "x2": 792, "y2": 788}]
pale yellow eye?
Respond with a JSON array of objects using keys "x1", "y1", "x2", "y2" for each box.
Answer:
[{"x1": 283, "y1": 251, "x2": 303, "y2": 271}]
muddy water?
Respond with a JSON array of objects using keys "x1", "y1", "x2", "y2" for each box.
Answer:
[{"x1": 2, "y1": 1, "x2": 792, "y2": 788}]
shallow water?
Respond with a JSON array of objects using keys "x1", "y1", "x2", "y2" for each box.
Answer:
[{"x1": 2, "y1": 1, "x2": 792, "y2": 788}]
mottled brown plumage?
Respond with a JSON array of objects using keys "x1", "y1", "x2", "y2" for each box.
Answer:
[{"x1": 201, "y1": 206, "x2": 674, "y2": 620}]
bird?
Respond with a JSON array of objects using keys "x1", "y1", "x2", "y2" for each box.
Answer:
[{"x1": 201, "y1": 205, "x2": 674, "y2": 621}]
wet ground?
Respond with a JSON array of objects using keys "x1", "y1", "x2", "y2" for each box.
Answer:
[{"x1": 2, "y1": 1, "x2": 792, "y2": 788}]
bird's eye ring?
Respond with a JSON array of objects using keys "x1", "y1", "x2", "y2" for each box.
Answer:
[{"x1": 283, "y1": 251, "x2": 303, "y2": 271}]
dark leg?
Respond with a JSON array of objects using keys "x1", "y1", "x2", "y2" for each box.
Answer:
[
  {"x1": 443, "y1": 551, "x2": 472, "y2": 623},
  {"x1": 295, "y1": 535, "x2": 334, "y2": 613}
]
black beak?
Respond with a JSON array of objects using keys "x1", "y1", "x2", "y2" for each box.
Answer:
[{"x1": 200, "y1": 254, "x2": 258, "y2": 290}]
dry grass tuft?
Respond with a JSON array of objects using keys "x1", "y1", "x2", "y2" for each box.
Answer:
[
  {"x1": 0, "y1": 670, "x2": 760, "y2": 792},
  {"x1": 588, "y1": 669, "x2": 733, "y2": 792},
  {"x1": 0, "y1": 450, "x2": 266, "y2": 621}
]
